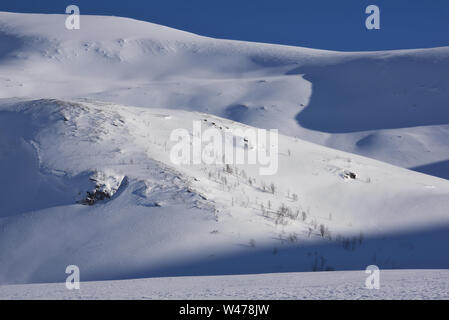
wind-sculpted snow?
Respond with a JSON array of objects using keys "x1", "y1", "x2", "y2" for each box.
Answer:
[{"x1": 0, "y1": 99, "x2": 448, "y2": 284}]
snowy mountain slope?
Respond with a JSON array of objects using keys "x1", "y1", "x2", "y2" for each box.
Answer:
[
  {"x1": 1, "y1": 12, "x2": 449, "y2": 179},
  {"x1": 1, "y1": 270, "x2": 448, "y2": 300},
  {"x1": 0, "y1": 98, "x2": 448, "y2": 285}
]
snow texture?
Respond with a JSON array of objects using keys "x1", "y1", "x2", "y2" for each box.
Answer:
[
  {"x1": 0, "y1": 12, "x2": 448, "y2": 298},
  {"x1": 1, "y1": 270, "x2": 448, "y2": 300}
]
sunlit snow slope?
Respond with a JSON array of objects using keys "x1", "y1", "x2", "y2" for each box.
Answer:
[
  {"x1": 1, "y1": 12, "x2": 448, "y2": 179},
  {"x1": 0, "y1": 98, "x2": 448, "y2": 284},
  {"x1": 0, "y1": 12, "x2": 448, "y2": 286}
]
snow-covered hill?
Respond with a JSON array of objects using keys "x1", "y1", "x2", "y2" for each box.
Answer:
[
  {"x1": 0, "y1": 12, "x2": 448, "y2": 292},
  {"x1": 1, "y1": 12, "x2": 448, "y2": 179},
  {"x1": 0, "y1": 98, "x2": 448, "y2": 285}
]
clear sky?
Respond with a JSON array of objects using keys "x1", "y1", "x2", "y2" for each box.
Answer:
[{"x1": 1, "y1": 0, "x2": 448, "y2": 51}]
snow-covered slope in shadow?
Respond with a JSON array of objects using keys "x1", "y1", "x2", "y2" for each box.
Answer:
[
  {"x1": 0, "y1": 33, "x2": 22, "y2": 61},
  {"x1": 0, "y1": 111, "x2": 89, "y2": 217},
  {"x1": 289, "y1": 50, "x2": 449, "y2": 133},
  {"x1": 0, "y1": 99, "x2": 448, "y2": 284}
]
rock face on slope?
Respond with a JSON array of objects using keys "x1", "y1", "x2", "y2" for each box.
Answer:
[{"x1": 80, "y1": 172, "x2": 127, "y2": 205}]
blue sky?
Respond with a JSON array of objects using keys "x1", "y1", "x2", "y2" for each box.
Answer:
[{"x1": 1, "y1": 0, "x2": 448, "y2": 51}]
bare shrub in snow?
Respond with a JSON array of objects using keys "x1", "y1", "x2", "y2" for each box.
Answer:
[
  {"x1": 301, "y1": 210, "x2": 307, "y2": 221},
  {"x1": 287, "y1": 232, "x2": 298, "y2": 243},
  {"x1": 270, "y1": 182, "x2": 276, "y2": 194},
  {"x1": 319, "y1": 224, "x2": 326, "y2": 237}
]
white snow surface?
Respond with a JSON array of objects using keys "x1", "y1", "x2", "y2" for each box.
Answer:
[
  {"x1": 1, "y1": 270, "x2": 448, "y2": 300},
  {"x1": 0, "y1": 12, "x2": 448, "y2": 297},
  {"x1": 1, "y1": 12, "x2": 449, "y2": 178},
  {"x1": 0, "y1": 98, "x2": 448, "y2": 286}
]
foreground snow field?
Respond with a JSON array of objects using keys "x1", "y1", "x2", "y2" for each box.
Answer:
[
  {"x1": 0, "y1": 12, "x2": 448, "y2": 297},
  {"x1": 1, "y1": 270, "x2": 448, "y2": 300}
]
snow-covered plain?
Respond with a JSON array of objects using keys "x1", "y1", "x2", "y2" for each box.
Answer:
[
  {"x1": 1, "y1": 270, "x2": 448, "y2": 300},
  {"x1": 0, "y1": 12, "x2": 448, "y2": 299}
]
